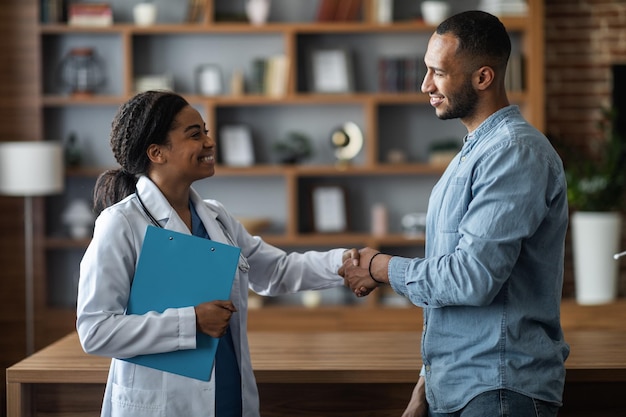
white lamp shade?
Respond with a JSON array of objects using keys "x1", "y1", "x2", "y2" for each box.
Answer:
[{"x1": 0, "y1": 141, "x2": 64, "y2": 196}]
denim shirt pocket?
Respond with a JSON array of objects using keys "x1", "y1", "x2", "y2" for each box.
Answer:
[{"x1": 438, "y1": 176, "x2": 467, "y2": 233}]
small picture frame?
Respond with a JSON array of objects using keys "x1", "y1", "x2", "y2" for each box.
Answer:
[
  {"x1": 311, "y1": 186, "x2": 348, "y2": 233},
  {"x1": 219, "y1": 125, "x2": 255, "y2": 167},
  {"x1": 309, "y1": 49, "x2": 354, "y2": 93}
]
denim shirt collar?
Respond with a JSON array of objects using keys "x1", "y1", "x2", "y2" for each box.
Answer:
[{"x1": 463, "y1": 105, "x2": 519, "y2": 146}]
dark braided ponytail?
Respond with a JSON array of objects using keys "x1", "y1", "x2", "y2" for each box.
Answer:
[{"x1": 93, "y1": 90, "x2": 189, "y2": 215}]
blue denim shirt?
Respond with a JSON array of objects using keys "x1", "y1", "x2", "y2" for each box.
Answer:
[{"x1": 388, "y1": 106, "x2": 570, "y2": 413}]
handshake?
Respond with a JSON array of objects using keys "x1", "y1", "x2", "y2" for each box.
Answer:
[{"x1": 339, "y1": 247, "x2": 391, "y2": 297}]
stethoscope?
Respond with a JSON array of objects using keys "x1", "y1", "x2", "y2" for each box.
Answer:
[
  {"x1": 137, "y1": 193, "x2": 161, "y2": 228},
  {"x1": 136, "y1": 193, "x2": 250, "y2": 272}
]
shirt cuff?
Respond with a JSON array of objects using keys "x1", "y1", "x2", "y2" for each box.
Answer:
[
  {"x1": 388, "y1": 256, "x2": 412, "y2": 297},
  {"x1": 179, "y1": 306, "x2": 197, "y2": 350}
]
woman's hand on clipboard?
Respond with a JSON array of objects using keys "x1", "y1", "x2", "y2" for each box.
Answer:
[{"x1": 194, "y1": 300, "x2": 237, "y2": 338}]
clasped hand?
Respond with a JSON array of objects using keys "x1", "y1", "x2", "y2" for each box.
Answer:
[
  {"x1": 194, "y1": 300, "x2": 237, "y2": 338},
  {"x1": 340, "y1": 247, "x2": 383, "y2": 297},
  {"x1": 193, "y1": 247, "x2": 384, "y2": 336}
]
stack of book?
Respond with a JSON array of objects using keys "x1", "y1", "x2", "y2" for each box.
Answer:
[{"x1": 68, "y1": 3, "x2": 113, "y2": 27}]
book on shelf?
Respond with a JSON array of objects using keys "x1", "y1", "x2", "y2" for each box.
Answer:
[
  {"x1": 371, "y1": 0, "x2": 393, "y2": 23},
  {"x1": 265, "y1": 55, "x2": 290, "y2": 97},
  {"x1": 505, "y1": 53, "x2": 525, "y2": 92},
  {"x1": 317, "y1": 0, "x2": 339, "y2": 21},
  {"x1": 249, "y1": 55, "x2": 289, "y2": 97},
  {"x1": 186, "y1": 0, "x2": 205, "y2": 23},
  {"x1": 335, "y1": 0, "x2": 363, "y2": 21},
  {"x1": 316, "y1": 0, "x2": 362, "y2": 22},
  {"x1": 249, "y1": 58, "x2": 267, "y2": 95},
  {"x1": 40, "y1": 0, "x2": 66, "y2": 23},
  {"x1": 378, "y1": 56, "x2": 426, "y2": 93},
  {"x1": 68, "y1": 3, "x2": 112, "y2": 27}
]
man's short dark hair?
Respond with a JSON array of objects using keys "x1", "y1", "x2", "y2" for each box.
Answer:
[{"x1": 437, "y1": 10, "x2": 511, "y2": 73}]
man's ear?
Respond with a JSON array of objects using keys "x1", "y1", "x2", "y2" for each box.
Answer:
[
  {"x1": 146, "y1": 144, "x2": 165, "y2": 164},
  {"x1": 473, "y1": 65, "x2": 495, "y2": 91}
]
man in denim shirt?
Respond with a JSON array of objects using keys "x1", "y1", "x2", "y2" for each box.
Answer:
[{"x1": 341, "y1": 11, "x2": 570, "y2": 417}]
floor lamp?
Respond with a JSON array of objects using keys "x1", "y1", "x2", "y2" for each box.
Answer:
[{"x1": 0, "y1": 141, "x2": 64, "y2": 355}]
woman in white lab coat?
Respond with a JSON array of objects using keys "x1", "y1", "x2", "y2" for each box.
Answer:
[{"x1": 76, "y1": 91, "x2": 353, "y2": 417}]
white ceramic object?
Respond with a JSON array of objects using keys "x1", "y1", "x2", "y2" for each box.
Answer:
[
  {"x1": 421, "y1": 1, "x2": 450, "y2": 25},
  {"x1": 571, "y1": 211, "x2": 622, "y2": 305},
  {"x1": 62, "y1": 199, "x2": 95, "y2": 239},
  {"x1": 246, "y1": 0, "x2": 270, "y2": 25},
  {"x1": 133, "y1": 3, "x2": 157, "y2": 26},
  {"x1": 371, "y1": 203, "x2": 388, "y2": 236},
  {"x1": 376, "y1": 0, "x2": 393, "y2": 23}
]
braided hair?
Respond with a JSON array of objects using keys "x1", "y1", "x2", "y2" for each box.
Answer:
[{"x1": 93, "y1": 90, "x2": 189, "y2": 215}]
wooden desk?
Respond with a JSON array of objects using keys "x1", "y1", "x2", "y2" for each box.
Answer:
[{"x1": 7, "y1": 330, "x2": 626, "y2": 417}]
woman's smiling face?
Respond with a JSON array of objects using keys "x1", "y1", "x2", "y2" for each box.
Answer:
[{"x1": 158, "y1": 105, "x2": 216, "y2": 184}]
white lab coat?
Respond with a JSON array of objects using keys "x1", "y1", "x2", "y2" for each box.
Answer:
[{"x1": 76, "y1": 176, "x2": 346, "y2": 417}]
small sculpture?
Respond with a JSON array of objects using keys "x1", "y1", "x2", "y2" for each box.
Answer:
[
  {"x1": 330, "y1": 122, "x2": 363, "y2": 166},
  {"x1": 62, "y1": 199, "x2": 95, "y2": 239}
]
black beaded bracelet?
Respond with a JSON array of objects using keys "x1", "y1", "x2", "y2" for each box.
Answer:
[{"x1": 368, "y1": 252, "x2": 385, "y2": 284}]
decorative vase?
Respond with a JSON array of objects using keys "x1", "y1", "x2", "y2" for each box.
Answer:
[
  {"x1": 133, "y1": 2, "x2": 157, "y2": 26},
  {"x1": 245, "y1": 0, "x2": 270, "y2": 25},
  {"x1": 571, "y1": 211, "x2": 622, "y2": 305},
  {"x1": 59, "y1": 47, "x2": 105, "y2": 97},
  {"x1": 421, "y1": 1, "x2": 450, "y2": 25}
]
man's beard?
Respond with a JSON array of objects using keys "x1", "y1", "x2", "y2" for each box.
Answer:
[{"x1": 437, "y1": 78, "x2": 478, "y2": 120}]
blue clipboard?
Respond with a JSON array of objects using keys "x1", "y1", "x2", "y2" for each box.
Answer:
[{"x1": 122, "y1": 225, "x2": 241, "y2": 380}]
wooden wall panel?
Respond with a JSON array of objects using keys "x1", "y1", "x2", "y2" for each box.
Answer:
[{"x1": 0, "y1": 1, "x2": 40, "y2": 416}]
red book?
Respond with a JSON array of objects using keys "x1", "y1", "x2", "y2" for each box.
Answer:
[
  {"x1": 335, "y1": 0, "x2": 363, "y2": 21},
  {"x1": 317, "y1": 0, "x2": 339, "y2": 22}
]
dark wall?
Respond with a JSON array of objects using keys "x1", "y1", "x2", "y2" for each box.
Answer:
[{"x1": 0, "y1": 1, "x2": 40, "y2": 416}]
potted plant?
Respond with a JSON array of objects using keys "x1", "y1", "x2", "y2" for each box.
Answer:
[
  {"x1": 428, "y1": 138, "x2": 461, "y2": 166},
  {"x1": 557, "y1": 108, "x2": 626, "y2": 304},
  {"x1": 273, "y1": 131, "x2": 313, "y2": 164}
]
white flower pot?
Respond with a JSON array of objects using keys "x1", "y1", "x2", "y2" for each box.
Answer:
[
  {"x1": 62, "y1": 199, "x2": 95, "y2": 239},
  {"x1": 246, "y1": 0, "x2": 270, "y2": 25},
  {"x1": 133, "y1": 3, "x2": 157, "y2": 26},
  {"x1": 571, "y1": 211, "x2": 622, "y2": 305},
  {"x1": 421, "y1": 1, "x2": 450, "y2": 25}
]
